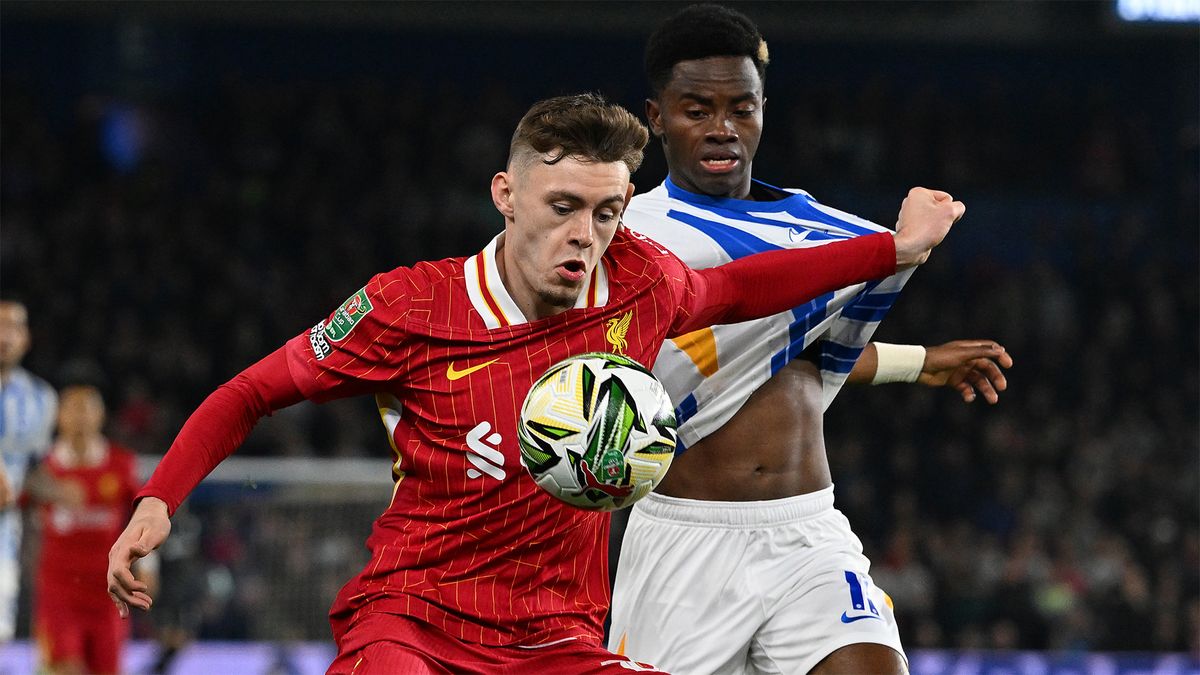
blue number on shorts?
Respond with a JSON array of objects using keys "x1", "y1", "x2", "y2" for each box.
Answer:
[{"x1": 843, "y1": 571, "x2": 880, "y2": 616}]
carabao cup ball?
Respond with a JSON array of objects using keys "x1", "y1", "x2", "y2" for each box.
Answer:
[{"x1": 517, "y1": 352, "x2": 678, "y2": 511}]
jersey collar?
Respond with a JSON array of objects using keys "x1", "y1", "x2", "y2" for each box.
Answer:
[
  {"x1": 662, "y1": 175, "x2": 808, "y2": 211},
  {"x1": 51, "y1": 437, "x2": 108, "y2": 468},
  {"x1": 464, "y1": 233, "x2": 610, "y2": 329}
]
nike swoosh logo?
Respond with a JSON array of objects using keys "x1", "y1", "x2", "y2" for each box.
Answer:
[
  {"x1": 840, "y1": 612, "x2": 883, "y2": 624},
  {"x1": 446, "y1": 359, "x2": 499, "y2": 381},
  {"x1": 788, "y1": 227, "x2": 805, "y2": 242}
]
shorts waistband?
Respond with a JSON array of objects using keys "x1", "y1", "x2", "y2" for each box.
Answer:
[{"x1": 630, "y1": 485, "x2": 836, "y2": 527}]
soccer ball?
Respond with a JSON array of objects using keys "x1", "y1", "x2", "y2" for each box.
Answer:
[{"x1": 517, "y1": 352, "x2": 677, "y2": 511}]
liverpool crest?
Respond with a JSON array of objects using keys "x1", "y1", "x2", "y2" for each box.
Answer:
[{"x1": 605, "y1": 311, "x2": 632, "y2": 355}]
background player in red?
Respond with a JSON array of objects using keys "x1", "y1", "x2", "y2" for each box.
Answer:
[
  {"x1": 106, "y1": 93, "x2": 962, "y2": 674},
  {"x1": 32, "y1": 384, "x2": 151, "y2": 675}
]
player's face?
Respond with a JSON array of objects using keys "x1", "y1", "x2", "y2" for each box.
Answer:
[
  {"x1": 58, "y1": 386, "x2": 106, "y2": 438},
  {"x1": 0, "y1": 302, "x2": 31, "y2": 373},
  {"x1": 647, "y1": 55, "x2": 764, "y2": 200},
  {"x1": 491, "y1": 154, "x2": 633, "y2": 319}
]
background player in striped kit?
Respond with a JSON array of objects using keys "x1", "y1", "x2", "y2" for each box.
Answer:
[
  {"x1": 0, "y1": 299, "x2": 59, "y2": 643},
  {"x1": 608, "y1": 5, "x2": 1012, "y2": 675},
  {"x1": 106, "y1": 93, "x2": 961, "y2": 674}
]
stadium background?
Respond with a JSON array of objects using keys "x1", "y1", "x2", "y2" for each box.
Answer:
[{"x1": 1, "y1": 1, "x2": 1197, "y2": 672}]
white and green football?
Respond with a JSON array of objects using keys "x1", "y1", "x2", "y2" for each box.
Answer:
[{"x1": 517, "y1": 352, "x2": 677, "y2": 511}]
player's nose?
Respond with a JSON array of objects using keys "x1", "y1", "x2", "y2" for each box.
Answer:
[
  {"x1": 567, "y1": 213, "x2": 594, "y2": 248},
  {"x1": 705, "y1": 114, "x2": 738, "y2": 141}
]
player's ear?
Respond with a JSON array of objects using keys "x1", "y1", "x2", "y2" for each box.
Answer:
[
  {"x1": 624, "y1": 182, "x2": 635, "y2": 210},
  {"x1": 491, "y1": 172, "x2": 515, "y2": 219},
  {"x1": 645, "y1": 98, "x2": 664, "y2": 138}
]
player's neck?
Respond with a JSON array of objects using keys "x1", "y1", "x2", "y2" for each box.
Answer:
[
  {"x1": 0, "y1": 363, "x2": 15, "y2": 384},
  {"x1": 65, "y1": 433, "x2": 97, "y2": 455},
  {"x1": 670, "y1": 172, "x2": 760, "y2": 202}
]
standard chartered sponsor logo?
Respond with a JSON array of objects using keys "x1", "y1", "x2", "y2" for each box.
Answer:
[
  {"x1": 308, "y1": 322, "x2": 332, "y2": 360},
  {"x1": 465, "y1": 421, "x2": 506, "y2": 480}
]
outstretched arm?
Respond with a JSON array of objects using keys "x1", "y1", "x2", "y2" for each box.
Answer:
[
  {"x1": 849, "y1": 340, "x2": 1012, "y2": 403},
  {"x1": 670, "y1": 187, "x2": 964, "y2": 335},
  {"x1": 107, "y1": 347, "x2": 303, "y2": 618}
]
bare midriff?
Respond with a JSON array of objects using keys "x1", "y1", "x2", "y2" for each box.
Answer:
[{"x1": 654, "y1": 358, "x2": 833, "y2": 501}]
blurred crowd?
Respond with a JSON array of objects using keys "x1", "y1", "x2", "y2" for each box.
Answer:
[{"x1": 2, "y1": 23, "x2": 1197, "y2": 652}]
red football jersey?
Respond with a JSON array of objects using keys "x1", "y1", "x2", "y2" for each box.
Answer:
[
  {"x1": 37, "y1": 440, "x2": 139, "y2": 601},
  {"x1": 134, "y1": 222, "x2": 892, "y2": 650},
  {"x1": 285, "y1": 229, "x2": 720, "y2": 647}
]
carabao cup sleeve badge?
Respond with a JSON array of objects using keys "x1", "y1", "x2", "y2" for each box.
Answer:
[{"x1": 323, "y1": 287, "x2": 375, "y2": 343}]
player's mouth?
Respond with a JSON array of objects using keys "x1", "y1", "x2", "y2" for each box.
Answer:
[
  {"x1": 699, "y1": 152, "x2": 740, "y2": 174},
  {"x1": 556, "y1": 259, "x2": 587, "y2": 282}
]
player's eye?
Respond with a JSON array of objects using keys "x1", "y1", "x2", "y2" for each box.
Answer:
[
  {"x1": 551, "y1": 204, "x2": 572, "y2": 216},
  {"x1": 685, "y1": 109, "x2": 707, "y2": 120},
  {"x1": 734, "y1": 107, "x2": 757, "y2": 117},
  {"x1": 596, "y1": 210, "x2": 616, "y2": 224}
]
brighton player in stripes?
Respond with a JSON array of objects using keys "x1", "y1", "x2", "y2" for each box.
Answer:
[
  {"x1": 107, "y1": 93, "x2": 960, "y2": 674},
  {"x1": 608, "y1": 6, "x2": 1012, "y2": 675},
  {"x1": 0, "y1": 299, "x2": 59, "y2": 643}
]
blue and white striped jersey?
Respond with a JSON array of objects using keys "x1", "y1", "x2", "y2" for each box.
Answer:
[
  {"x1": 624, "y1": 177, "x2": 914, "y2": 450},
  {"x1": 0, "y1": 367, "x2": 56, "y2": 639},
  {"x1": 0, "y1": 366, "x2": 58, "y2": 491}
]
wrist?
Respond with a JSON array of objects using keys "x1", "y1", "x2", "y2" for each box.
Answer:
[
  {"x1": 891, "y1": 232, "x2": 925, "y2": 269},
  {"x1": 134, "y1": 496, "x2": 170, "y2": 519},
  {"x1": 871, "y1": 343, "x2": 926, "y2": 384}
]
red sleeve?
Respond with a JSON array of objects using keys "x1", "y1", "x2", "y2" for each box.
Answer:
[
  {"x1": 285, "y1": 273, "x2": 413, "y2": 403},
  {"x1": 135, "y1": 347, "x2": 304, "y2": 516},
  {"x1": 669, "y1": 231, "x2": 896, "y2": 336}
]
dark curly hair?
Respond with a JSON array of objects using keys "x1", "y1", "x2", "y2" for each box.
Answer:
[{"x1": 644, "y1": 4, "x2": 769, "y2": 97}]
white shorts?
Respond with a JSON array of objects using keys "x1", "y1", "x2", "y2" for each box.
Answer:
[{"x1": 608, "y1": 487, "x2": 904, "y2": 675}]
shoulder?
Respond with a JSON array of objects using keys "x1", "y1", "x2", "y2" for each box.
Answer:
[
  {"x1": 789, "y1": 189, "x2": 888, "y2": 234},
  {"x1": 11, "y1": 368, "x2": 57, "y2": 406},
  {"x1": 107, "y1": 442, "x2": 137, "y2": 462},
  {"x1": 603, "y1": 228, "x2": 691, "y2": 293},
  {"x1": 624, "y1": 185, "x2": 732, "y2": 268},
  {"x1": 108, "y1": 444, "x2": 140, "y2": 470},
  {"x1": 348, "y1": 258, "x2": 466, "y2": 328},
  {"x1": 608, "y1": 227, "x2": 677, "y2": 268},
  {"x1": 624, "y1": 184, "x2": 678, "y2": 236},
  {"x1": 370, "y1": 258, "x2": 464, "y2": 305},
  {"x1": 626, "y1": 183, "x2": 672, "y2": 219}
]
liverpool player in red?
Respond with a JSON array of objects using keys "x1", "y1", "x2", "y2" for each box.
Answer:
[
  {"x1": 33, "y1": 385, "x2": 148, "y2": 675},
  {"x1": 107, "y1": 93, "x2": 963, "y2": 673}
]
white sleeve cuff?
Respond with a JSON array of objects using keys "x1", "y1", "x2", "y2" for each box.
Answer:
[{"x1": 871, "y1": 343, "x2": 926, "y2": 384}]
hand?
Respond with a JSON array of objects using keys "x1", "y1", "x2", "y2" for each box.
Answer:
[
  {"x1": 892, "y1": 187, "x2": 966, "y2": 268},
  {"x1": 917, "y1": 340, "x2": 1012, "y2": 403},
  {"x1": 108, "y1": 497, "x2": 171, "y2": 618}
]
